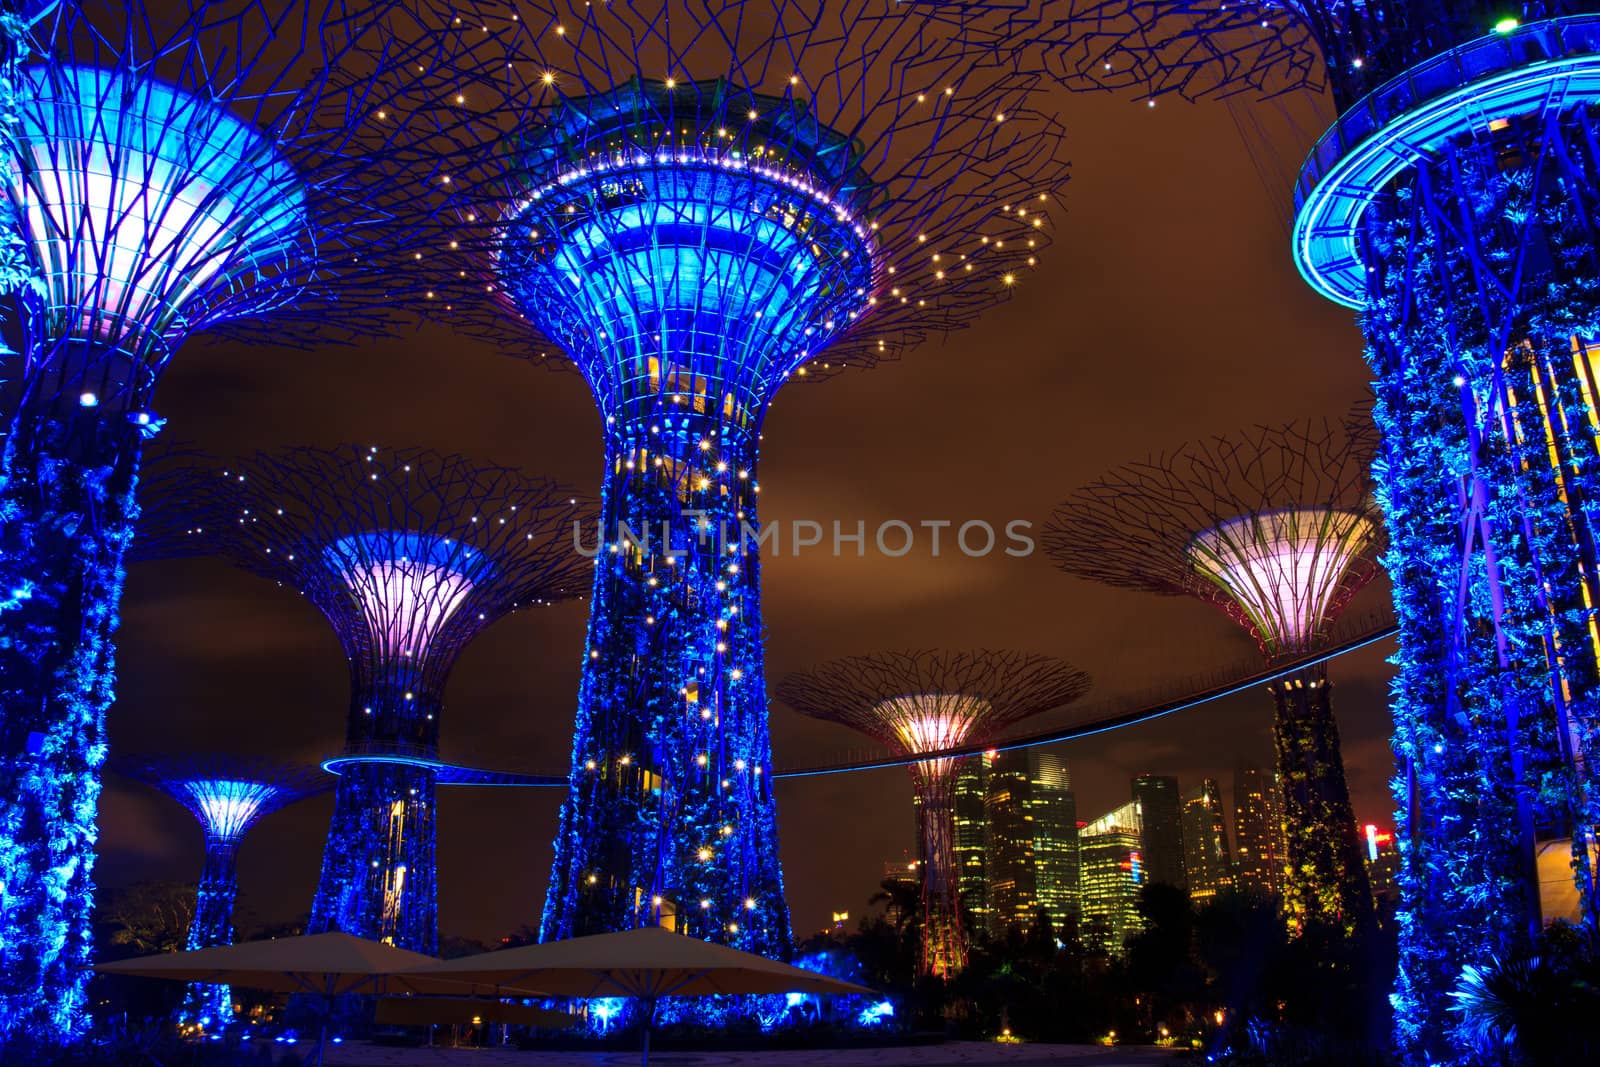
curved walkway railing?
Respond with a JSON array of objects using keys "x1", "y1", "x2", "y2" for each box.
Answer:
[{"x1": 771, "y1": 607, "x2": 1398, "y2": 778}]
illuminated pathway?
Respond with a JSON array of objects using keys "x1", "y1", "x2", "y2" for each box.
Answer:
[{"x1": 321, "y1": 609, "x2": 1398, "y2": 784}]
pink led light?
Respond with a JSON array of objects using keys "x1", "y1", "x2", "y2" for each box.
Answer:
[
  {"x1": 1189, "y1": 507, "x2": 1378, "y2": 655},
  {"x1": 340, "y1": 558, "x2": 475, "y2": 662},
  {"x1": 874, "y1": 693, "x2": 992, "y2": 776}
]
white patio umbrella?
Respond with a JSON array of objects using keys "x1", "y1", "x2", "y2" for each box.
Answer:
[
  {"x1": 394, "y1": 925, "x2": 877, "y2": 1066},
  {"x1": 96, "y1": 931, "x2": 546, "y2": 1064}
]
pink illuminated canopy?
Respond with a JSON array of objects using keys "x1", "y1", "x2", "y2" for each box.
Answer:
[
  {"x1": 1188, "y1": 507, "x2": 1379, "y2": 657},
  {"x1": 874, "y1": 693, "x2": 994, "y2": 779},
  {"x1": 326, "y1": 534, "x2": 479, "y2": 664}
]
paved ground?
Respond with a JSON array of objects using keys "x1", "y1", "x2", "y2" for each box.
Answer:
[{"x1": 320, "y1": 1042, "x2": 1182, "y2": 1066}]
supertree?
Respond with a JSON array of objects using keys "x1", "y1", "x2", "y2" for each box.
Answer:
[
  {"x1": 167, "y1": 446, "x2": 590, "y2": 956},
  {"x1": 0, "y1": 1, "x2": 452, "y2": 1042},
  {"x1": 906, "y1": 3, "x2": 1600, "y2": 1058},
  {"x1": 345, "y1": 0, "x2": 1071, "y2": 955},
  {"x1": 114, "y1": 754, "x2": 328, "y2": 1027},
  {"x1": 1043, "y1": 417, "x2": 1384, "y2": 935},
  {"x1": 777, "y1": 651, "x2": 1090, "y2": 976}
]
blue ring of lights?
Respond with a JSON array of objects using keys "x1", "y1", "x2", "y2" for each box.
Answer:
[
  {"x1": 320, "y1": 753, "x2": 564, "y2": 787},
  {"x1": 1292, "y1": 15, "x2": 1600, "y2": 309}
]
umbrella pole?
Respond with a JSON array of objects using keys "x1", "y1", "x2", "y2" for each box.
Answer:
[
  {"x1": 314, "y1": 994, "x2": 332, "y2": 1067},
  {"x1": 639, "y1": 996, "x2": 657, "y2": 1067}
]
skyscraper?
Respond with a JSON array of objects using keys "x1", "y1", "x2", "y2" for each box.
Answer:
[
  {"x1": 952, "y1": 754, "x2": 992, "y2": 932},
  {"x1": 1079, "y1": 801, "x2": 1144, "y2": 956},
  {"x1": 1182, "y1": 779, "x2": 1236, "y2": 903},
  {"x1": 985, "y1": 752, "x2": 1038, "y2": 938},
  {"x1": 982, "y1": 749, "x2": 1081, "y2": 939},
  {"x1": 1031, "y1": 752, "x2": 1080, "y2": 932},
  {"x1": 1365, "y1": 824, "x2": 1402, "y2": 908},
  {"x1": 1050, "y1": 423, "x2": 1380, "y2": 935},
  {"x1": 1131, "y1": 774, "x2": 1185, "y2": 890},
  {"x1": 990, "y1": 6, "x2": 1600, "y2": 1051},
  {"x1": 1235, "y1": 767, "x2": 1289, "y2": 901}
]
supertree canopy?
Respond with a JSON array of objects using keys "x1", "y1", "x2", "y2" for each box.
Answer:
[
  {"x1": 114, "y1": 754, "x2": 328, "y2": 1027},
  {"x1": 171, "y1": 446, "x2": 590, "y2": 955},
  {"x1": 353, "y1": 0, "x2": 1070, "y2": 955},
  {"x1": 1044, "y1": 417, "x2": 1384, "y2": 936},
  {"x1": 777, "y1": 651, "x2": 1091, "y2": 976},
  {"x1": 954, "y1": 3, "x2": 1593, "y2": 108},
  {"x1": 0, "y1": 1, "x2": 444, "y2": 1043}
]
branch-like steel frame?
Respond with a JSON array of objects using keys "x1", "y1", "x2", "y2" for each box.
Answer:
[
  {"x1": 151, "y1": 444, "x2": 590, "y2": 955},
  {"x1": 1045, "y1": 415, "x2": 1380, "y2": 947},
  {"x1": 1043, "y1": 415, "x2": 1384, "y2": 660}
]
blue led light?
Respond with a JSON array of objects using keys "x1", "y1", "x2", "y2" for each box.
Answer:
[
  {"x1": 175, "y1": 778, "x2": 283, "y2": 842},
  {"x1": 120, "y1": 759, "x2": 325, "y2": 1030},
  {"x1": 0, "y1": 38, "x2": 319, "y2": 1045},
  {"x1": 197, "y1": 449, "x2": 586, "y2": 962},
  {"x1": 503, "y1": 158, "x2": 872, "y2": 430},
  {"x1": 517, "y1": 83, "x2": 876, "y2": 953},
  {"x1": 1287, "y1": 17, "x2": 1600, "y2": 1055},
  {"x1": 8, "y1": 65, "x2": 306, "y2": 361},
  {"x1": 1292, "y1": 16, "x2": 1600, "y2": 308}
]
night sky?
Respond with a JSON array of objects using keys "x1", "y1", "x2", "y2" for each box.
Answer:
[{"x1": 98, "y1": 79, "x2": 1388, "y2": 946}]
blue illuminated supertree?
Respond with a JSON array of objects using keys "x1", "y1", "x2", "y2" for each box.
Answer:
[
  {"x1": 355, "y1": 0, "x2": 1070, "y2": 957},
  {"x1": 0, "y1": 1, "x2": 445, "y2": 1042},
  {"x1": 175, "y1": 446, "x2": 589, "y2": 955},
  {"x1": 907, "y1": 1, "x2": 1600, "y2": 1059},
  {"x1": 114, "y1": 754, "x2": 328, "y2": 1028},
  {"x1": 777, "y1": 651, "x2": 1091, "y2": 977}
]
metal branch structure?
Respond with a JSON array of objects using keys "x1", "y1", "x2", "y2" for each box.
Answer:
[
  {"x1": 1044, "y1": 417, "x2": 1383, "y2": 938},
  {"x1": 929, "y1": 0, "x2": 1326, "y2": 103},
  {"x1": 125, "y1": 443, "x2": 225, "y2": 563},
  {"x1": 345, "y1": 0, "x2": 1071, "y2": 955},
  {"x1": 0, "y1": 1, "x2": 448, "y2": 1042},
  {"x1": 899, "y1": 3, "x2": 1600, "y2": 1057},
  {"x1": 777, "y1": 651, "x2": 1091, "y2": 977},
  {"x1": 113, "y1": 754, "x2": 328, "y2": 1028},
  {"x1": 163, "y1": 445, "x2": 590, "y2": 956}
]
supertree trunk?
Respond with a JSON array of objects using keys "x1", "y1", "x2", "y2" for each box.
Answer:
[
  {"x1": 543, "y1": 416, "x2": 789, "y2": 956},
  {"x1": 0, "y1": 386, "x2": 143, "y2": 1043},
  {"x1": 184, "y1": 837, "x2": 242, "y2": 1026},
  {"x1": 1268, "y1": 664, "x2": 1373, "y2": 934},
  {"x1": 1359, "y1": 105, "x2": 1600, "y2": 1059},
  {"x1": 309, "y1": 761, "x2": 439, "y2": 955},
  {"x1": 910, "y1": 761, "x2": 965, "y2": 977},
  {"x1": 308, "y1": 681, "x2": 442, "y2": 955}
]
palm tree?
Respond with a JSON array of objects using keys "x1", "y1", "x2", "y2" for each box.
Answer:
[
  {"x1": 869, "y1": 876, "x2": 923, "y2": 939},
  {"x1": 1449, "y1": 925, "x2": 1600, "y2": 1065}
]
